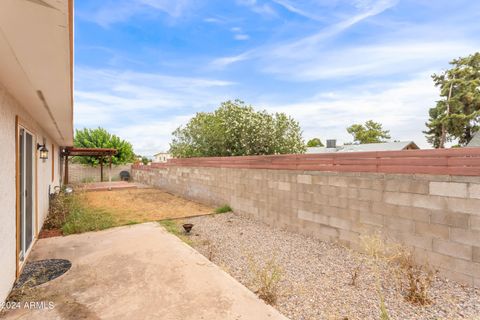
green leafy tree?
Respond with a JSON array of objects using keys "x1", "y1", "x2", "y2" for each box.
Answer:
[
  {"x1": 424, "y1": 52, "x2": 480, "y2": 148},
  {"x1": 170, "y1": 100, "x2": 306, "y2": 157},
  {"x1": 74, "y1": 127, "x2": 135, "y2": 166},
  {"x1": 347, "y1": 120, "x2": 391, "y2": 144},
  {"x1": 306, "y1": 138, "x2": 324, "y2": 147}
]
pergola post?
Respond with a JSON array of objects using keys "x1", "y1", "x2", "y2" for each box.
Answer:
[
  {"x1": 108, "y1": 156, "x2": 112, "y2": 184},
  {"x1": 61, "y1": 148, "x2": 117, "y2": 185},
  {"x1": 64, "y1": 155, "x2": 69, "y2": 185},
  {"x1": 100, "y1": 157, "x2": 104, "y2": 182}
]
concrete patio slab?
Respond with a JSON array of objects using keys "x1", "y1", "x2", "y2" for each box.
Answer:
[
  {"x1": 1, "y1": 223, "x2": 287, "y2": 320},
  {"x1": 77, "y1": 181, "x2": 145, "y2": 192}
]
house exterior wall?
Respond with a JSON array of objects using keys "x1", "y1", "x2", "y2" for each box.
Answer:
[
  {"x1": 153, "y1": 153, "x2": 172, "y2": 163},
  {"x1": 467, "y1": 132, "x2": 480, "y2": 147},
  {"x1": 132, "y1": 164, "x2": 480, "y2": 287},
  {"x1": 0, "y1": 82, "x2": 62, "y2": 303}
]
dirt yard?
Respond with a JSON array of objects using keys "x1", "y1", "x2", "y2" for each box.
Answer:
[{"x1": 83, "y1": 188, "x2": 214, "y2": 224}]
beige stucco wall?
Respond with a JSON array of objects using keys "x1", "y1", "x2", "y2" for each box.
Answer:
[
  {"x1": 133, "y1": 165, "x2": 480, "y2": 287},
  {"x1": 0, "y1": 82, "x2": 62, "y2": 303}
]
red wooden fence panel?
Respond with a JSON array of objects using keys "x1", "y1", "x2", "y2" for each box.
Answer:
[{"x1": 132, "y1": 148, "x2": 480, "y2": 176}]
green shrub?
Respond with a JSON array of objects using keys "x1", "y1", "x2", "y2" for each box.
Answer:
[
  {"x1": 170, "y1": 100, "x2": 306, "y2": 157},
  {"x1": 44, "y1": 192, "x2": 75, "y2": 229},
  {"x1": 215, "y1": 205, "x2": 232, "y2": 214}
]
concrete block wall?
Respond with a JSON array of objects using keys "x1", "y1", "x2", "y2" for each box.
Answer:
[
  {"x1": 132, "y1": 166, "x2": 480, "y2": 286},
  {"x1": 68, "y1": 164, "x2": 132, "y2": 183}
]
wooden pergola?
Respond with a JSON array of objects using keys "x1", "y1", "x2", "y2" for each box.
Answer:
[{"x1": 61, "y1": 147, "x2": 117, "y2": 184}]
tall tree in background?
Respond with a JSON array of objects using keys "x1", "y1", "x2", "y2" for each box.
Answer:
[
  {"x1": 346, "y1": 120, "x2": 391, "y2": 144},
  {"x1": 424, "y1": 107, "x2": 444, "y2": 148},
  {"x1": 74, "y1": 127, "x2": 135, "y2": 165},
  {"x1": 306, "y1": 138, "x2": 324, "y2": 147},
  {"x1": 424, "y1": 52, "x2": 480, "y2": 148},
  {"x1": 170, "y1": 100, "x2": 306, "y2": 157}
]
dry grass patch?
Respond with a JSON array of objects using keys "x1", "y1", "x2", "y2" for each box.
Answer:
[
  {"x1": 360, "y1": 234, "x2": 436, "y2": 310},
  {"x1": 83, "y1": 188, "x2": 213, "y2": 224},
  {"x1": 248, "y1": 255, "x2": 283, "y2": 305},
  {"x1": 44, "y1": 190, "x2": 115, "y2": 235}
]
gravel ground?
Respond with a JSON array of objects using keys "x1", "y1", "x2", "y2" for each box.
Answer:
[
  {"x1": 13, "y1": 259, "x2": 72, "y2": 289},
  {"x1": 184, "y1": 213, "x2": 479, "y2": 320}
]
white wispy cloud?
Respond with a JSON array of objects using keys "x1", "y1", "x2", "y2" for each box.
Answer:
[
  {"x1": 210, "y1": 51, "x2": 255, "y2": 68},
  {"x1": 263, "y1": 40, "x2": 478, "y2": 81},
  {"x1": 74, "y1": 68, "x2": 234, "y2": 155},
  {"x1": 113, "y1": 116, "x2": 192, "y2": 156},
  {"x1": 271, "y1": 0, "x2": 325, "y2": 21},
  {"x1": 236, "y1": 0, "x2": 277, "y2": 18},
  {"x1": 79, "y1": 0, "x2": 193, "y2": 27},
  {"x1": 204, "y1": 17, "x2": 224, "y2": 23},
  {"x1": 230, "y1": 26, "x2": 250, "y2": 41},
  {"x1": 271, "y1": 0, "x2": 398, "y2": 56},
  {"x1": 212, "y1": 0, "x2": 398, "y2": 68},
  {"x1": 77, "y1": 68, "x2": 233, "y2": 89},
  {"x1": 211, "y1": 1, "x2": 480, "y2": 85},
  {"x1": 234, "y1": 34, "x2": 250, "y2": 40},
  {"x1": 138, "y1": 0, "x2": 190, "y2": 17},
  {"x1": 263, "y1": 73, "x2": 439, "y2": 148}
]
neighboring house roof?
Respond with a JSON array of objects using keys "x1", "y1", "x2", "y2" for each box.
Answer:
[
  {"x1": 306, "y1": 147, "x2": 335, "y2": 154},
  {"x1": 306, "y1": 141, "x2": 419, "y2": 154},
  {"x1": 467, "y1": 131, "x2": 480, "y2": 147},
  {"x1": 339, "y1": 141, "x2": 419, "y2": 152}
]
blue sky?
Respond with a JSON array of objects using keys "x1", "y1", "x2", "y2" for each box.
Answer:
[{"x1": 74, "y1": 0, "x2": 480, "y2": 155}]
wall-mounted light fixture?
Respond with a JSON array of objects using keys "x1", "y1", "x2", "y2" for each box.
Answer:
[{"x1": 37, "y1": 142, "x2": 49, "y2": 160}]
